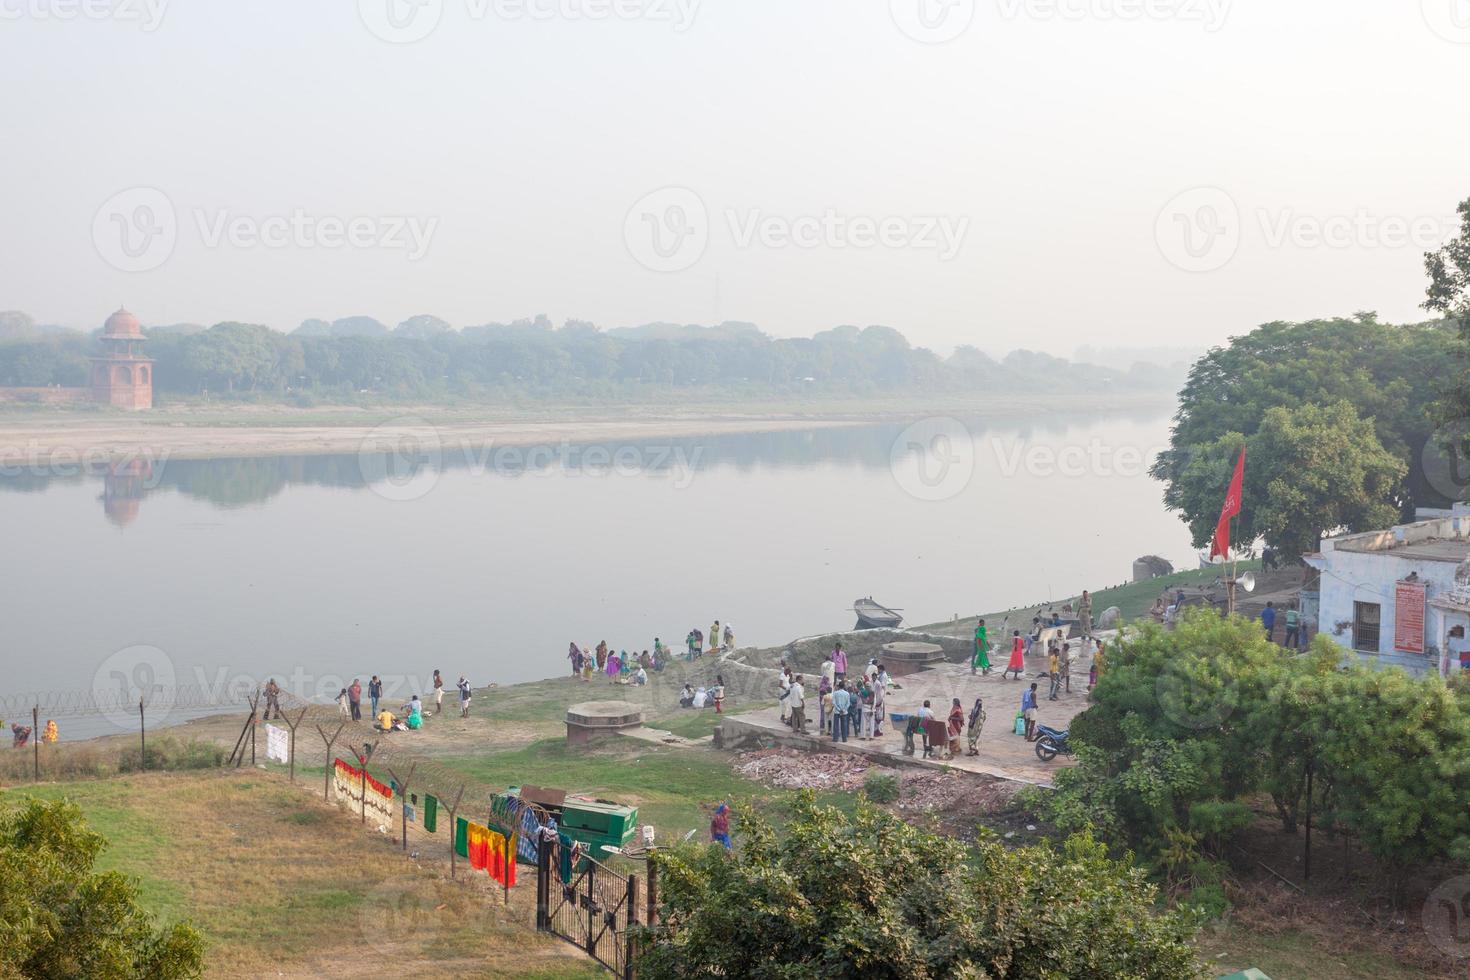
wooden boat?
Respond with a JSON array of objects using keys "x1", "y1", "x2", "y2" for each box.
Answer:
[{"x1": 853, "y1": 597, "x2": 903, "y2": 630}]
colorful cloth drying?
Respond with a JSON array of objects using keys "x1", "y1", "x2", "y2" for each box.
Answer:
[{"x1": 423, "y1": 794, "x2": 438, "y2": 833}]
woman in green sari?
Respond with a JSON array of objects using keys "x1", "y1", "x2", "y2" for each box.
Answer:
[{"x1": 972, "y1": 619, "x2": 991, "y2": 675}]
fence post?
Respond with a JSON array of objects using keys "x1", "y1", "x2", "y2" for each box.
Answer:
[
  {"x1": 249, "y1": 687, "x2": 258, "y2": 766},
  {"x1": 32, "y1": 704, "x2": 40, "y2": 781},
  {"x1": 316, "y1": 721, "x2": 346, "y2": 800},
  {"x1": 625, "y1": 873, "x2": 640, "y2": 980},
  {"x1": 586, "y1": 861, "x2": 596, "y2": 956},
  {"x1": 138, "y1": 698, "x2": 146, "y2": 768},
  {"x1": 536, "y1": 832, "x2": 550, "y2": 930},
  {"x1": 645, "y1": 851, "x2": 657, "y2": 927},
  {"x1": 446, "y1": 785, "x2": 465, "y2": 880},
  {"x1": 384, "y1": 762, "x2": 415, "y2": 851}
]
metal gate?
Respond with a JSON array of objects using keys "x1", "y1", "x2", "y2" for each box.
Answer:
[{"x1": 537, "y1": 837, "x2": 640, "y2": 978}]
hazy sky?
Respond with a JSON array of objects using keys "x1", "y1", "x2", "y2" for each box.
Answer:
[{"x1": 2, "y1": 1, "x2": 1467, "y2": 353}]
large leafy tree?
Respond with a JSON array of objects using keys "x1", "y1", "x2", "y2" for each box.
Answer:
[
  {"x1": 1251, "y1": 402, "x2": 1404, "y2": 557},
  {"x1": 1151, "y1": 316, "x2": 1458, "y2": 555},
  {"x1": 639, "y1": 794, "x2": 1203, "y2": 979},
  {"x1": 0, "y1": 798, "x2": 204, "y2": 978},
  {"x1": 1166, "y1": 402, "x2": 1405, "y2": 559},
  {"x1": 1424, "y1": 196, "x2": 1470, "y2": 433}
]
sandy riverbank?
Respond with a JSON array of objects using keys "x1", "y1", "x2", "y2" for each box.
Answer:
[{"x1": 0, "y1": 393, "x2": 1175, "y2": 465}]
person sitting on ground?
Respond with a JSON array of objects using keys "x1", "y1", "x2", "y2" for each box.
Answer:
[
  {"x1": 405, "y1": 696, "x2": 423, "y2": 730},
  {"x1": 634, "y1": 665, "x2": 648, "y2": 686},
  {"x1": 680, "y1": 683, "x2": 696, "y2": 708},
  {"x1": 376, "y1": 708, "x2": 396, "y2": 732},
  {"x1": 693, "y1": 687, "x2": 708, "y2": 709},
  {"x1": 12, "y1": 724, "x2": 32, "y2": 748},
  {"x1": 43, "y1": 719, "x2": 58, "y2": 744}
]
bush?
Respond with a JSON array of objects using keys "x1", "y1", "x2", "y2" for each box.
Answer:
[
  {"x1": 117, "y1": 737, "x2": 227, "y2": 774},
  {"x1": 638, "y1": 793, "x2": 1204, "y2": 979},
  {"x1": 862, "y1": 770, "x2": 900, "y2": 803},
  {"x1": 0, "y1": 798, "x2": 205, "y2": 978}
]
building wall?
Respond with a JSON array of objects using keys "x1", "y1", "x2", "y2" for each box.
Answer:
[
  {"x1": 0, "y1": 387, "x2": 91, "y2": 405},
  {"x1": 1313, "y1": 512, "x2": 1470, "y2": 675}
]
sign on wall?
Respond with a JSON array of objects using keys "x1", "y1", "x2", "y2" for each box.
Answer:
[{"x1": 1395, "y1": 579, "x2": 1427, "y2": 654}]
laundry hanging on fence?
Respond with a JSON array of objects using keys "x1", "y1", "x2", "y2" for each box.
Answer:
[
  {"x1": 265, "y1": 724, "x2": 289, "y2": 764},
  {"x1": 455, "y1": 816, "x2": 469, "y2": 859},
  {"x1": 423, "y1": 794, "x2": 438, "y2": 833},
  {"x1": 333, "y1": 757, "x2": 393, "y2": 831}
]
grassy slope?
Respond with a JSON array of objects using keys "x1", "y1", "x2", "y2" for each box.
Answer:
[
  {"x1": 5, "y1": 772, "x2": 604, "y2": 979},
  {"x1": 917, "y1": 562, "x2": 1262, "y2": 638}
]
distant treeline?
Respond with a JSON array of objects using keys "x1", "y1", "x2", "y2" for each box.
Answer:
[{"x1": 0, "y1": 312, "x2": 1182, "y2": 403}]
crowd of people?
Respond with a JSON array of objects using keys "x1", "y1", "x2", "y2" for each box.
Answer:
[
  {"x1": 563, "y1": 618, "x2": 736, "y2": 689},
  {"x1": 328, "y1": 670, "x2": 476, "y2": 733},
  {"x1": 767, "y1": 621, "x2": 1109, "y2": 761}
]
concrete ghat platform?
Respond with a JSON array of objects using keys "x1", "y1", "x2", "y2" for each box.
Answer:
[{"x1": 716, "y1": 657, "x2": 1098, "y2": 789}]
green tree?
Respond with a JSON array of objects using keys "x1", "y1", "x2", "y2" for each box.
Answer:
[
  {"x1": 638, "y1": 794, "x2": 1202, "y2": 979},
  {"x1": 1424, "y1": 196, "x2": 1470, "y2": 435},
  {"x1": 1249, "y1": 402, "x2": 1405, "y2": 557},
  {"x1": 0, "y1": 798, "x2": 204, "y2": 978},
  {"x1": 1152, "y1": 317, "x2": 1454, "y2": 554}
]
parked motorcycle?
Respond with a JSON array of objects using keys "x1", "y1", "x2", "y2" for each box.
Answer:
[{"x1": 1034, "y1": 724, "x2": 1073, "y2": 762}]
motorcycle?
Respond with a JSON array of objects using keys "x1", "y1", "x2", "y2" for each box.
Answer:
[{"x1": 1034, "y1": 724, "x2": 1073, "y2": 762}]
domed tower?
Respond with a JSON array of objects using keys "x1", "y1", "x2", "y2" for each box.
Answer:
[{"x1": 90, "y1": 308, "x2": 153, "y2": 409}]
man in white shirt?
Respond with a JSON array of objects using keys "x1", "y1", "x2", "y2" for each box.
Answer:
[
  {"x1": 820, "y1": 656, "x2": 835, "y2": 690},
  {"x1": 864, "y1": 659, "x2": 879, "y2": 683},
  {"x1": 788, "y1": 676, "x2": 807, "y2": 732}
]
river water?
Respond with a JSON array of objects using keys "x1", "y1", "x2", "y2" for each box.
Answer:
[{"x1": 1, "y1": 408, "x2": 1192, "y2": 736}]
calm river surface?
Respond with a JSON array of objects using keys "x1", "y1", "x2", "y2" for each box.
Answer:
[{"x1": 2, "y1": 408, "x2": 1192, "y2": 734}]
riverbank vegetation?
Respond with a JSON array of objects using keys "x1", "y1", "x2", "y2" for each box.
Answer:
[
  {"x1": 0, "y1": 317, "x2": 1184, "y2": 404},
  {"x1": 1026, "y1": 613, "x2": 1470, "y2": 961}
]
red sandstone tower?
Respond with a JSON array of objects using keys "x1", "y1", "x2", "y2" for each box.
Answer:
[{"x1": 90, "y1": 308, "x2": 153, "y2": 409}]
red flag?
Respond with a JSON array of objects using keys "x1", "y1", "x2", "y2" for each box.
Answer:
[{"x1": 1210, "y1": 448, "x2": 1246, "y2": 560}]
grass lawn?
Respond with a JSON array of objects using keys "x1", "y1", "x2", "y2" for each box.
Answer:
[
  {"x1": 438, "y1": 734, "x2": 852, "y2": 841},
  {"x1": 4, "y1": 771, "x2": 602, "y2": 979},
  {"x1": 1199, "y1": 922, "x2": 1437, "y2": 980}
]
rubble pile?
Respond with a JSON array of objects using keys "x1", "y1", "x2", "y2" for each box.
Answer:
[
  {"x1": 895, "y1": 769, "x2": 1019, "y2": 816},
  {"x1": 733, "y1": 748, "x2": 871, "y2": 791}
]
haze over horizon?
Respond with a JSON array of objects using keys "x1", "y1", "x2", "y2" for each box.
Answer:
[{"x1": 3, "y1": 1, "x2": 1465, "y2": 354}]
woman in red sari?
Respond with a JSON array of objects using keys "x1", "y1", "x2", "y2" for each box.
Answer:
[
  {"x1": 1003, "y1": 630, "x2": 1026, "y2": 680},
  {"x1": 946, "y1": 698, "x2": 965, "y2": 758}
]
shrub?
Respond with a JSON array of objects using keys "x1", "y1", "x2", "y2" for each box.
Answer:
[
  {"x1": 862, "y1": 770, "x2": 900, "y2": 803},
  {"x1": 0, "y1": 798, "x2": 205, "y2": 978},
  {"x1": 638, "y1": 792, "x2": 1204, "y2": 979}
]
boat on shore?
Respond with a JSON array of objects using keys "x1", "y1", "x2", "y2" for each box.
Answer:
[{"x1": 853, "y1": 597, "x2": 903, "y2": 630}]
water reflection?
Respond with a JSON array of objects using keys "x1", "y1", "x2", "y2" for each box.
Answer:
[{"x1": 0, "y1": 408, "x2": 1172, "y2": 526}]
